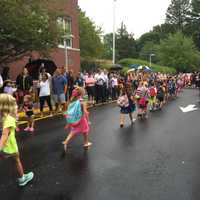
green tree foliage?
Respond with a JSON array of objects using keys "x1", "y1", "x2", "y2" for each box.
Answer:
[
  {"x1": 102, "y1": 33, "x2": 113, "y2": 60},
  {"x1": 116, "y1": 22, "x2": 137, "y2": 60},
  {"x1": 79, "y1": 9, "x2": 103, "y2": 59},
  {"x1": 139, "y1": 41, "x2": 157, "y2": 63},
  {"x1": 156, "y1": 32, "x2": 200, "y2": 72},
  {"x1": 152, "y1": 23, "x2": 177, "y2": 38},
  {"x1": 0, "y1": 0, "x2": 62, "y2": 65},
  {"x1": 187, "y1": 0, "x2": 200, "y2": 49},
  {"x1": 136, "y1": 31, "x2": 161, "y2": 53},
  {"x1": 166, "y1": 0, "x2": 191, "y2": 31}
]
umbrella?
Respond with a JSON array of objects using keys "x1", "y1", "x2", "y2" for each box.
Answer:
[
  {"x1": 137, "y1": 65, "x2": 144, "y2": 70},
  {"x1": 129, "y1": 64, "x2": 140, "y2": 69},
  {"x1": 143, "y1": 66, "x2": 153, "y2": 72},
  {"x1": 25, "y1": 59, "x2": 57, "y2": 79},
  {"x1": 127, "y1": 68, "x2": 136, "y2": 73},
  {"x1": 110, "y1": 64, "x2": 123, "y2": 71}
]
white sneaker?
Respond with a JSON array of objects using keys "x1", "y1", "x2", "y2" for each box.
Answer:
[
  {"x1": 132, "y1": 118, "x2": 136, "y2": 124},
  {"x1": 18, "y1": 172, "x2": 34, "y2": 186}
]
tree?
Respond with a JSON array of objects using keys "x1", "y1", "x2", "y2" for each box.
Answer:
[
  {"x1": 0, "y1": 0, "x2": 63, "y2": 66},
  {"x1": 165, "y1": 0, "x2": 191, "y2": 31},
  {"x1": 79, "y1": 9, "x2": 103, "y2": 59},
  {"x1": 116, "y1": 22, "x2": 137, "y2": 61},
  {"x1": 136, "y1": 31, "x2": 161, "y2": 53},
  {"x1": 102, "y1": 33, "x2": 113, "y2": 60},
  {"x1": 156, "y1": 32, "x2": 200, "y2": 72},
  {"x1": 139, "y1": 41, "x2": 158, "y2": 63},
  {"x1": 152, "y1": 23, "x2": 177, "y2": 38},
  {"x1": 186, "y1": 0, "x2": 200, "y2": 49}
]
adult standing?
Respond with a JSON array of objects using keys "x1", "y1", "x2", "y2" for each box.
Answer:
[
  {"x1": 1, "y1": 67, "x2": 9, "y2": 93},
  {"x1": 38, "y1": 64, "x2": 51, "y2": 81},
  {"x1": 38, "y1": 73, "x2": 53, "y2": 116},
  {"x1": 95, "y1": 70, "x2": 105, "y2": 104},
  {"x1": 1, "y1": 67, "x2": 10, "y2": 81},
  {"x1": 74, "y1": 72, "x2": 84, "y2": 87},
  {"x1": 16, "y1": 68, "x2": 33, "y2": 106},
  {"x1": 0, "y1": 74, "x2": 3, "y2": 93},
  {"x1": 102, "y1": 70, "x2": 109, "y2": 102},
  {"x1": 52, "y1": 67, "x2": 67, "y2": 112},
  {"x1": 85, "y1": 72, "x2": 96, "y2": 104},
  {"x1": 110, "y1": 74, "x2": 118, "y2": 100},
  {"x1": 67, "y1": 70, "x2": 75, "y2": 99}
]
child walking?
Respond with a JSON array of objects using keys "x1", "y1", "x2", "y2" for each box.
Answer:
[
  {"x1": 62, "y1": 87, "x2": 92, "y2": 153},
  {"x1": 117, "y1": 86, "x2": 136, "y2": 128},
  {"x1": 23, "y1": 95, "x2": 35, "y2": 132},
  {"x1": 0, "y1": 94, "x2": 34, "y2": 186}
]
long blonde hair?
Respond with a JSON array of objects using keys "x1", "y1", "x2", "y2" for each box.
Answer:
[{"x1": 0, "y1": 94, "x2": 17, "y2": 118}]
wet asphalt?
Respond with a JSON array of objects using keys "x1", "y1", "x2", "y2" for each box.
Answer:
[{"x1": 1, "y1": 89, "x2": 200, "y2": 200}]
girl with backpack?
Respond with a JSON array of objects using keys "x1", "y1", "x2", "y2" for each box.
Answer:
[
  {"x1": 148, "y1": 82, "x2": 157, "y2": 111},
  {"x1": 136, "y1": 82, "x2": 148, "y2": 119},
  {"x1": 156, "y1": 81, "x2": 165, "y2": 110},
  {"x1": 117, "y1": 85, "x2": 136, "y2": 128},
  {"x1": 62, "y1": 87, "x2": 92, "y2": 153}
]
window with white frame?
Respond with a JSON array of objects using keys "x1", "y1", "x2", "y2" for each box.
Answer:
[{"x1": 57, "y1": 16, "x2": 73, "y2": 48}]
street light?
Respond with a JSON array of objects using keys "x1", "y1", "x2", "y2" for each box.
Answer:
[
  {"x1": 113, "y1": 0, "x2": 117, "y2": 65},
  {"x1": 64, "y1": 39, "x2": 68, "y2": 71},
  {"x1": 149, "y1": 53, "x2": 155, "y2": 68}
]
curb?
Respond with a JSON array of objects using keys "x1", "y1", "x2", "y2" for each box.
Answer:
[{"x1": 18, "y1": 100, "x2": 117, "y2": 126}]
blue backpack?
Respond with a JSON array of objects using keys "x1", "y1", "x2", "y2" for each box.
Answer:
[{"x1": 64, "y1": 100, "x2": 82, "y2": 124}]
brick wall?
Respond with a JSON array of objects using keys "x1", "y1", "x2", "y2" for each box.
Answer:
[{"x1": 8, "y1": 0, "x2": 80, "y2": 80}]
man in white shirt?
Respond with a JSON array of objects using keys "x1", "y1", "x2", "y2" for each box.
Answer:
[
  {"x1": 95, "y1": 70, "x2": 105, "y2": 104},
  {"x1": 0, "y1": 74, "x2": 3, "y2": 89},
  {"x1": 102, "y1": 70, "x2": 109, "y2": 102}
]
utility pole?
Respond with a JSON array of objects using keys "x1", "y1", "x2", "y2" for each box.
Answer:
[{"x1": 113, "y1": 0, "x2": 117, "y2": 65}]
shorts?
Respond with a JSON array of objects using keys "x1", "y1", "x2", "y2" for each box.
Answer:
[
  {"x1": 149, "y1": 96, "x2": 156, "y2": 103},
  {"x1": 86, "y1": 86, "x2": 95, "y2": 97},
  {"x1": 157, "y1": 96, "x2": 164, "y2": 102},
  {"x1": 139, "y1": 104, "x2": 147, "y2": 109},
  {"x1": 0, "y1": 151, "x2": 18, "y2": 159},
  {"x1": 53, "y1": 93, "x2": 66, "y2": 104},
  {"x1": 26, "y1": 111, "x2": 34, "y2": 117}
]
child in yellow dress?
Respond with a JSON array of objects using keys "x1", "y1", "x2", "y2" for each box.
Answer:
[{"x1": 0, "y1": 94, "x2": 34, "y2": 186}]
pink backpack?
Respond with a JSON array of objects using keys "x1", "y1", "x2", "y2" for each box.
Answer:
[{"x1": 139, "y1": 96, "x2": 146, "y2": 106}]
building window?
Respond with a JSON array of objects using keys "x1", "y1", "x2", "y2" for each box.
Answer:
[{"x1": 57, "y1": 16, "x2": 73, "y2": 48}]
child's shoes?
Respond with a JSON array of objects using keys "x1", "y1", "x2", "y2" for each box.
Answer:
[
  {"x1": 29, "y1": 127, "x2": 34, "y2": 132},
  {"x1": 24, "y1": 127, "x2": 30, "y2": 132},
  {"x1": 18, "y1": 172, "x2": 34, "y2": 186}
]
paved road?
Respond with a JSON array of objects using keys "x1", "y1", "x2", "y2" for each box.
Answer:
[{"x1": 1, "y1": 89, "x2": 200, "y2": 200}]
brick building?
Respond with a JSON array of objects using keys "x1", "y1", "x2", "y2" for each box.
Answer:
[{"x1": 9, "y1": 0, "x2": 80, "y2": 80}]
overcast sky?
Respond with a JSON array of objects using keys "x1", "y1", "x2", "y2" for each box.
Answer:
[{"x1": 78, "y1": 0, "x2": 171, "y2": 39}]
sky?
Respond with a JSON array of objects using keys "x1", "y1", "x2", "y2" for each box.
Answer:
[{"x1": 78, "y1": 0, "x2": 171, "y2": 39}]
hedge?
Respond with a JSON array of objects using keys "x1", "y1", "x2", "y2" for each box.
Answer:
[{"x1": 81, "y1": 58, "x2": 177, "y2": 74}]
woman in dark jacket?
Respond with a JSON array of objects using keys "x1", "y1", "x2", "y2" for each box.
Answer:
[{"x1": 16, "y1": 68, "x2": 33, "y2": 106}]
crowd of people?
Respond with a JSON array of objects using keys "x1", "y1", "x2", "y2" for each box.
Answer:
[
  {"x1": 0, "y1": 64, "x2": 200, "y2": 187},
  {"x1": 0, "y1": 66, "x2": 199, "y2": 129}
]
